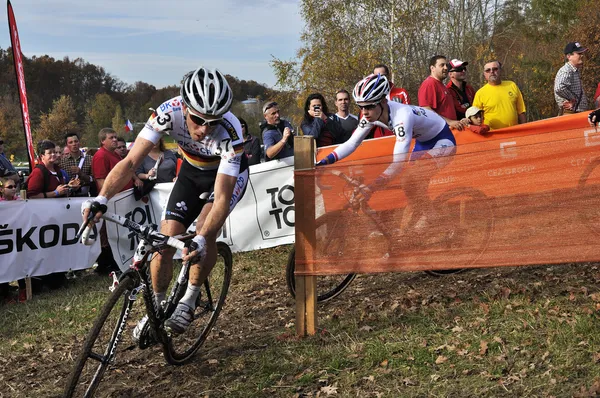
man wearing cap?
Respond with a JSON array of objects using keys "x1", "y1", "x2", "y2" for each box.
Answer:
[
  {"x1": 418, "y1": 55, "x2": 468, "y2": 130},
  {"x1": 554, "y1": 42, "x2": 589, "y2": 115},
  {"x1": 260, "y1": 101, "x2": 295, "y2": 161},
  {"x1": 446, "y1": 59, "x2": 476, "y2": 120},
  {"x1": 472, "y1": 60, "x2": 526, "y2": 130}
]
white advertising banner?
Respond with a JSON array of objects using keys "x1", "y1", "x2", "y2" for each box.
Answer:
[
  {"x1": 106, "y1": 157, "x2": 296, "y2": 270},
  {"x1": 0, "y1": 197, "x2": 102, "y2": 283},
  {"x1": 0, "y1": 157, "x2": 297, "y2": 281}
]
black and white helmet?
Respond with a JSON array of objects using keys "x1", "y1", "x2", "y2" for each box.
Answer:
[
  {"x1": 181, "y1": 67, "x2": 233, "y2": 117},
  {"x1": 353, "y1": 74, "x2": 390, "y2": 104}
]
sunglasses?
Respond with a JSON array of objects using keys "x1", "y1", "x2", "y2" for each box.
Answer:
[
  {"x1": 4, "y1": 184, "x2": 16, "y2": 189},
  {"x1": 0, "y1": 140, "x2": 3, "y2": 145},
  {"x1": 451, "y1": 68, "x2": 466, "y2": 72},
  {"x1": 263, "y1": 102, "x2": 278, "y2": 112},
  {"x1": 187, "y1": 111, "x2": 222, "y2": 127},
  {"x1": 358, "y1": 103, "x2": 379, "y2": 110},
  {"x1": 484, "y1": 67, "x2": 499, "y2": 73}
]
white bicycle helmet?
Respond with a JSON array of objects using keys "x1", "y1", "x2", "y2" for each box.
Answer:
[
  {"x1": 353, "y1": 74, "x2": 390, "y2": 104},
  {"x1": 181, "y1": 67, "x2": 233, "y2": 117}
]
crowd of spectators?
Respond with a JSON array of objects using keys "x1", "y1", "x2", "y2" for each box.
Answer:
[
  {"x1": 0, "y1": 126, "x2": 172, "y2": 303},
  {"x1": 256, "y1": 39, "x2": 597, "y2": 160},
  {"x1": 3, "y1": 40, "x2": 599, "y2": 302}
]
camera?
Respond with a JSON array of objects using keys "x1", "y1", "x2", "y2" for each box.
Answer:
[{"x1": 313, "y1": 105, "x2": 321, "y2": 112}]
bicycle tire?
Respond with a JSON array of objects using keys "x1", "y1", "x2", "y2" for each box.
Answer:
[
  {"x1": 425, "y1": 187, "x2": 494, "y2": 276},
  {"x1": 63, "y1": 274, "x2": 137, "y2": 398},
  {"x1": 286, "y1": 246, "x2": 357, "y2": 303},
  {"x1": 163, "y1": 242, "x2": 233, "y2": 365}
]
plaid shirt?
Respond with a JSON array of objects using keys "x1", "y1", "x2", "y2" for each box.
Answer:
[
  {"x1": 554, "y1": 62, "x2": 588, "y2": 112},
  {"x1": 59, "y1": 150, "x2": 93, "y2": 184}
]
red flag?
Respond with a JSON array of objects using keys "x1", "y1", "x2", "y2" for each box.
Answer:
[{"x1": 7, "y1": 0, "x2": 35, "y2": 170}]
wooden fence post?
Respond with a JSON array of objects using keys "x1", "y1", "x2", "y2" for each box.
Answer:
[
  {"x1": 20, "y1": 188, "x2": 32, "y2": 301},
  {"x1": 294, "y1": 136, "x2": 317, "y2": 336}
]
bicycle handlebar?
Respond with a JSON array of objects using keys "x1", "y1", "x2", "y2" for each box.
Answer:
[{"x1": 76, "y1": 211, "x2": 186, "y2": 251}]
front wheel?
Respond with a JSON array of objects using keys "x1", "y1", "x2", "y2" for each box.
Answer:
[
  {"x1": 425, "y1": 187, "x2": 494, "y2": 276},
  {"x1": 286, "y1": 246, "x2": 357, "y2": 303},
  {"x1": 63, "y1": 274, "x2": 137, "y2": 398},
  {"x1": 163, "y1": 242, "x2": 233, "y2": 365}
]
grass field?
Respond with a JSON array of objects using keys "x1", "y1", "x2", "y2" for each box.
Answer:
[{"x1": 1, "y1": 246, "x2": 600, "y2": 397}]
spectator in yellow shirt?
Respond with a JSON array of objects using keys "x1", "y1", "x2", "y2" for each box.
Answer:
[{"x1": 472, "y1": 60, "x2": 526, "y2": 130}]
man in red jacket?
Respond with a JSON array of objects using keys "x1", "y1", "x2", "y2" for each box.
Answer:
[
  {"x1": 91, "y1": 127, "x2": 134, "y2": 273},
  {"x1": 446, "y1": 59, "x2": 476, "y2": 120}
]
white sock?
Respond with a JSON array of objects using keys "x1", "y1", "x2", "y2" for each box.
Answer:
[
  {"x1": 179, "y1": 283, "x2": 201, "y2": 309},
  {"x1": 154, "y1": 292, "x2": 166, "y2": 308}
]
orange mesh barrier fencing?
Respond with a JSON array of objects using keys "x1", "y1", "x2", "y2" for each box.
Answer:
[{"x1": 295, "y1": 114, "x2": 600, "y2": 276}]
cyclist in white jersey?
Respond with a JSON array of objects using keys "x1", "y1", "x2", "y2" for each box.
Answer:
[
  {"x1": 82, "y1": 67, "x2": 248, "y2": 335},
  {"x1": 317, "y1": 73, "x2": 456, "y2": 219}
]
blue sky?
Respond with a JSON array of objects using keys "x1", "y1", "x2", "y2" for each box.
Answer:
[{"x1": 1, "y1": 0, "x2": 303, "y2": 88}]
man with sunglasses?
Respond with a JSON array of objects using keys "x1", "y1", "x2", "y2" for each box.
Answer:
[
  {"x1": 446, "y1": 59, "x2": 476, "y2": 120},
  {"x1": 82, "y1": 67, "x2": 249, "y2": 337},
  {"x1": 472, "y1": 60, "x2": 526, "y2": 130}
]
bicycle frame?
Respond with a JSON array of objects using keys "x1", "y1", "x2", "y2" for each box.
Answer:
[{"x1": 79, "y1": 211, "x2": 194, "y2": 341}]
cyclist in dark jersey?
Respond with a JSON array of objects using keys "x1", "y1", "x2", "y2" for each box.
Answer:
[{"x1": 82, "y1": 67, "x2": 248, "y2": 335}]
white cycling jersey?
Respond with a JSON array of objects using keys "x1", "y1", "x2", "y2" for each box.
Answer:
[
  {"x1": 331, "y1": 100, "x2": 448, "y2": 163},
  {"x1": 138, "y1": 96, "x2": 245, "y2": 178}
]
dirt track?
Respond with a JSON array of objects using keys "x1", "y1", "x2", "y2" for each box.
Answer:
[{"x1": 2, "y1": 254, "x2": 600, "y2": 397}]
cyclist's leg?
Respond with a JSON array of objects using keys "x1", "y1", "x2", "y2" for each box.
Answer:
[
  {"x1": 187, "y1": 169, "x2": 248, "y2": 290},
  {"x1": 150, "y1": 219, "x2": 187, "y2": 295},
  {"x1": 404, "y1": 126, "x2": 456, "y2": 229},
  {"x1": 167, "y1": 169, "x2": 248, "y2": 333},
  {"x1": 140, "y1": 161, "x2": 209, "y2": 328},
  {"x1": 188, "y1": 203, "x2": 218, "y2": 287}
]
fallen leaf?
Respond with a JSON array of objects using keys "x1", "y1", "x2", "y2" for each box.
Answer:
[
  {"x1": 451, "y1": 325, "x2": 464, "y2": 333},
  {"x1": 435, "y1": 355, "x2": 448, "y2": 364},
  {"x1": 320, "y1": 384, "x2": 338, "y2": 395},
  {"x1": 479, "y1": 340, "x2": 488, "y2": 355},
  {"x1": 207, "y1": 359, "x2": 218, "y2": 365},
  {"x1": 380, "y1": 359, "x2": 389, "y2": 368}
]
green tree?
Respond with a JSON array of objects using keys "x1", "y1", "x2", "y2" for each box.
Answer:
[
  {"x1": 0, "y1": 94, "x2": 28, "y2": 161},
  {"x1": 84, "y1": 93, "x2": 118, "y2": 146},
  {"x1": 112, "y1": 104, "x2": 125, "y2": 135},
  {"x1": 34, "y1": 95, "x2": 79, "y2": 145}
]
